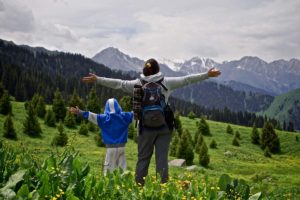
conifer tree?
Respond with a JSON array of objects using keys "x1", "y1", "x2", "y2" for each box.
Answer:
[
  {"x1": 68, "y1": 89, "x2": 85, "y2": 124},
  {"x1": 79, "y1": 121, "x2": 88, "y2": 136},
  {"x1": 52, "y1": 89, "x2": 66, "y2": 122},
  {"x1": 0, "y1": 90, "x2": 12, "y2": 115},
  {"x1": 261, "y1": 122, "x2": 280, "y2": 153},
  {"x1": 251, "y1": 124, "x2": 260, "y2": 145},
  {"x1": 64, "y1": 110, "x2": 76, "y2": 128},
  {"x1": 68, "y1": 89, "x2": 85, "y2": 109},
  {"x1": 176, "y1": 129, "x2": 194, "y2": 165},
  {"x1": 226, "y1": 124, "x2": 233, "y2": 134},
  {"x1": 128, "y1": 123, "x2": 135, "y2": 140},
  {"x1": 185, "y1": 129, "x2": 194, "y2": 146},
  {"x1": 36, "y1": 96, "x2": 46, "y2": 118},
  {"x1": 174, "y1": 111, "x2": 183, "y2": 136},
  {"x1": 187, "y1": 111, "x2": 196, "y2": 119},
  {"x1": 194, "y1": 129, "x2": 200, "y2": 146},
  {"x1": 3, "y1": 114, "x2": 17, "y2": 140},
  {"x1": 44, "y1": 108, "x2": 56, "y2": 127},
  {"x1": 23, "y1": 102, "x2": 42, "y2": 137},
  {"x1": 198, "y1": 117, "x2": 211, "y2": 136},
  {"x1": 195, "y1": 134, "x2": 204, "y2": 154},
  {"x1": 264, "y1": 146, "x2": 272, "y2": 158},
  {"x1": 52, "y1": 121, "x2": 68, "y2": 146},
  {"x1": 87, "y1": 86, "x2": 101, "y2": 113},
  {"x1": 232, "y1": 136, "x2": 240, "y2": 146},
  {"x1": 235, "y1": 130, "x2": 241, "y2": 139},
  {"x1": 95, "y1": 133, "x2": 105, "y2": 147},
  {"x1": 120, "y1": 95, "x2": 132, "y2": 112},
  {"x1": 169, "y1": 132, "x2": 180, "y2": 157},
  {"x1": 199, "y1": 141, "x2": 210, "y2": 167},
  {"x1": 31, "y1": 93, "x2": 40, "y2": 109},
  {"x1": 88, "y1": 122, "x2": 97, "y2": 132},
  {"x1": 209, "y1": 139, "x2": 217, "y2": 149}
]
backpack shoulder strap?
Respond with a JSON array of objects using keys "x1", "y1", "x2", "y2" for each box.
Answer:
[
  {"x1": 140, "y1": 78, "x2": 168, "y2": 91},
  {"x1": 156, "y1": 78, "x2": 168, "y2": 91}
]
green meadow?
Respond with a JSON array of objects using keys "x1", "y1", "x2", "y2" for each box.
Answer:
[{"x1": 1, "y1": 101, "x2": 300, "y2": 199}]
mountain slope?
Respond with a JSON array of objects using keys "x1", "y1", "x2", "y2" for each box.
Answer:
[
  {"x1": 92, "y1": 47, "x2": 182, "y2": 76},
  {"x1": 261, "y1": 88, "x2": 300, "y2": 130}
]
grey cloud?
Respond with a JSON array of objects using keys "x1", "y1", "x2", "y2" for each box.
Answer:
[{"x1": 0, "y1": 1, "x2": 35, "y2": 33}]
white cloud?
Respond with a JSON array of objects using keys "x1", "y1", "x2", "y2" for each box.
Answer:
[{"x1": 0, "y1": 0, "x2": 299, "y2": 62}]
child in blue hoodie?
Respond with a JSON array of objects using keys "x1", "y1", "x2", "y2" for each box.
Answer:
[{"x1": 69, "y1": 98, "x2": 133, "y2": 175}]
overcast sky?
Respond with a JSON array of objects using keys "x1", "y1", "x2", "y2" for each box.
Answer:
[{"x1": 0, "y1": 0, "x2": 299, "y2": 62}]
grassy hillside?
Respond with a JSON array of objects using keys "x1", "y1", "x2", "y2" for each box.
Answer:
[
  {"x1": 1, "y1": 101, "x2": 300, "y2": 198},
  {"x1": 261, "y1": 88, "x2": 300, "y2": 130}
]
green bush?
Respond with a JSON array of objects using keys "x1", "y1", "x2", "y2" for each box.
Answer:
[
  {"x1": 209, "y1": 139, "x2": 217, "y2": 149},
  {"x1": 199, "y1": 141, "x2": 210, "y2": 167},
  {"x1": 23, "y1": 102, "x2": 42, "y2": 137},
  {"x1": 52, "y1": 121, "x2": 68, "y2": 147},
  {"x1": 232, "y1": 136, "x2": 240, "y2": 147},
  {"x1": 3, "y1": 114, "x2": 17, "y2": 140},
  {"x1": 44, "y1": 108, "x2": 56, "y2": 127},
  {"x1": 79, "y1": 122, "x2": 88, "y2": 136},
  {"x1": 226, "y1": 124, "x2": 233, "y2": 134},
  {"x1": 176, "y1": 129, "x2": 194, "y2": 165}
]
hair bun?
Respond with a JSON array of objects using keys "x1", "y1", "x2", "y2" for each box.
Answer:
[{"x1": 146, "y1": 62, "x2": 151, "y2": 68}]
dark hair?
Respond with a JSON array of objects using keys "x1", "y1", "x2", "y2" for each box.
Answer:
[{"x1": 143, "y1": 58, "x2": 160, "y2": 76}]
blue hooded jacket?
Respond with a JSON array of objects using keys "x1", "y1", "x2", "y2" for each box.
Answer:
[{"x1": 81, "y1": 98, "x2": 133, "y2": 145}]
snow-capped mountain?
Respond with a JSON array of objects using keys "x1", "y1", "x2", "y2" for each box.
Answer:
[
  {"x1": 217, "y1": 56, "x2": 300, "y2": 95},
  {"x1": 92, "y1": 47, "x2": 142, "y2": 72},
  {"x1": 92, "y1": 47, "x2": 300, "y2": 95},
  {"x1": 92, "y1": 47, "x2": 181, "y2": 76}
]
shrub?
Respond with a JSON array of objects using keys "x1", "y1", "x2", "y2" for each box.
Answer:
[
  {"x1": 199, "y1": 141, "x2": 210, "y2": 167},
  {"x1": 235, "y1": 131, "x2": 241, "y2": 139},
  {"x1": 226, "y1": 125, "x2": 233, "y2": 134},
  {"x1": 23, "y1": 102, "x2": 42, "y2": 137},
  {"x1": 261, "y1": 122, "x2": 280, "y2": 153},
  {"x1": 52, "y1": 89, "x2": 66, "y2": 122},
  {"x1": 95, "y1": 134, "x2": 105, "y2": 147},
  {"x1": 187, "y1": 111, "x2": 196, "y2": 119},
  {"x1": 251, "y1": 124, "x2": 260, "y2": 145},
  {"x1": 195, "y1": 134, "x2": 204, "y2": 154},
  {"x1": 209, "y1": 139, "x2": 217, "y2": 149},
  {"x1": 44, "y1": 108, "x2": 56, "y2": 127},
  {"x1": 264, "y1": 147, "x2": 272, "y2": 158},
  {"x1": 79, "y1": 122, "x2": 88, "y2": 136},
  {"x1": 36, "y1": 96, "x2": 46, "y2": 118},
  {"x1": 3, "y1": 114, "x2": 17, "y2": 140},
  {"x1": 169, "y1": 132, "x2": 180, "y2": 157},
  {"x1": 64, "y1": 110, "x2": 77, "y2": 128},
  {"x1": 176, "y1": 129, "x2": 194, "y2": 165},
  {"x1": 52, "y1": 121, "x2": 68, "y2": 147},
  {"x1": 0, "y1": 90, "x2": 12, "y2": 115},
  {"x1": 198, "y1": 117, "x2": 211, "y2": 136},
  {"x1": 232, "y1": 136, "x2": 240, "y2": 147}
]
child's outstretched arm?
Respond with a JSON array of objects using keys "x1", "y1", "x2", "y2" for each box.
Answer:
[{"x1": 69, "y1": 106, "x2": 99, "y2": 126}]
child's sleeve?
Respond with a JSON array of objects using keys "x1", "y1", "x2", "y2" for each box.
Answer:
[
  {"x1": 124, "y1": 111, "x2": 134, "y2": 124},
  {"x1": 79, "y1": 111, "x2": 101, "y2": 126}
]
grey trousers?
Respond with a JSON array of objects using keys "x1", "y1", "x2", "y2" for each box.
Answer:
[
  {"x1": 135, "y1": 125, "x2": 171, "y2": 185},
  {"x1": 103, "y1": 147, "x2": 126, "y2": 176}
]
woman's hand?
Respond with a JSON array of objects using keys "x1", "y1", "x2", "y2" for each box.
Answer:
[
  {"x1": 207, "y1": 68, "x2": 221, "y2": 77},
  {"x1": 82, "y1": 73, "x2": 97, "y2": 84}
]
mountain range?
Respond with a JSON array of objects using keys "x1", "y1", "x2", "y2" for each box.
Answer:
[{"x1": 93, "y1": 47, "x2": 300, "y2": 96}]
